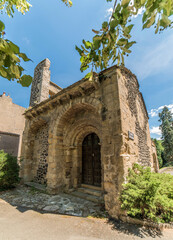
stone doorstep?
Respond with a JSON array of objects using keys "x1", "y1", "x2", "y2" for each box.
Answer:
[
  {"x1": 25, "y1": 182, "x2": 46, "y2": 191},
  {"x1": 81, "y1": 184, "x2": 102, "y2": 191},
  {"x1": 70, "y1": 191, "x2": 103, "y2": 203},
  {"x1": 78, "y1": 187, "x2": 102, "y2": 197},
  {"x1": 70, "y1": 185, "x2": 104, "y2": 204}
]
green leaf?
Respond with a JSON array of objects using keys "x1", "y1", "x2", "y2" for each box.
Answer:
[
  {"x1": 121, "y1": 47, "x2": 131, "y2": 53},
  {"x1": 143, "y1": 14, "x2": 156, "y2": 29},
  {"x1": 85, "y1": 71, "x2": 93, "y2": 81},
  {"x1": 69, "y1": 0, "x2": 72, "y2": 7},
  {"x1": 8, "y1": 41, "x2": 20, "y2": 54},
  {"x1": 0, "y1": 20, "x2": 5, "y2": 32},
  {"x1": 20, "y1": 75, "x2": 32, "y2": 87},
  {"x1": 92, "y1": 29, "x2": 100, "y2": 34},
  {"x1": 125, "y1": 41, "x2": 136, "y2": 49},
  {"x1": 10, "y1": 64, "x2": 20, "y2": 78},
  {"x1": 18, "y1": 53, "x2": 31, "y2": 62},
  {"x1": 93, "y1": 36, "x2": 102, "y2": 49},
  {"x1": 117, "y1": 38, "x2": 128, "y2": 46},
  {"x1": 82, "y1": 40, "x2": 92, "y2": 49},
  {"x1": 142, "y1": 12, "x2": 149, "y2": 23},
  {"x1": 124, "y1": 24, "x2": 134, "y2": 34},
  {"x1": 102, "y1": 21, "x2": 108, "y2": 30},
  {"x1": 0, "y1": 67, "x2": 7, "y2": 78},
  {"x1": 160, "y1": 15, "x2": 171, "y2": 28},
  {"x1": 155, "y1": 20, "x2": 160, "y2": 34},
  {"x1": 121, "y1": 0, "x2": 130, "y2": 6},
  {"x1": 110, "y1": 19, "x2": 118, "y2": 29},
  {"x1": 75, "y1": 45, "x2": 83, "y2": 55}
]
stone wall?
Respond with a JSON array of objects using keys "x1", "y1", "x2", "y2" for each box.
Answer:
[
  {"x1": 117, "y1": 68, "x2": 153, "y2": 176},
  {"x1": 0, "y1": 132, "x2": 20, "y2": 156},
  {"x1": 32, "y1": 124, "x2": 49, "y2": 184},
  {"x1": 0, "y1": 92, "x2": 25, "y2": 157},
  {"x1": 21, "y1": 62, "x2": 158, "y2": 218}
]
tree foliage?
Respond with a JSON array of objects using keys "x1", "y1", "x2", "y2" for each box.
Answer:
[
  {"x1": 159, "y1": 107, "x2": 173, "y2": 166},
  {"x1": 0, "y1": 150, "x2": 20, "y2": 190},
  {"x1": 1, "y1": 0, "x2": 173, "y2": 85},
  {"x1": 61, "y1": 0, "x2": 72, "y2": 7},
  {"x1": 120, "y1": 164, "x2": 173, "y2": 223},
  {"x1": 0, "y1": 0, "x2": 32, "y2": 87},
  {"x1": 75, "y1": 0, "x2": 173, "y2": 78}
]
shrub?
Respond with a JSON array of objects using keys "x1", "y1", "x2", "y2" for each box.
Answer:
[
  {"x1": 0, "y1": 150, "x2": 20, "y2": 190},
  {"x1": 120, "y1": 163, "x2": 173, "y2": 223}
]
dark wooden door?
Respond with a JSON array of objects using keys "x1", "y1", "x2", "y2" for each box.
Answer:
[{"x1": 82, "y1": 133, "x2": 101, "y2": 187}]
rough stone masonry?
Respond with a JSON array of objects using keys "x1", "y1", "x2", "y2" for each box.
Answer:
[{"x1": 21, "y1": 58, "x2": 159, "y2": 218}]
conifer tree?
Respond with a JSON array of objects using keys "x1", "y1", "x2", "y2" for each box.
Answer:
[{"x1": 159, "y1": 107, "x2": 173, "y2": 166}]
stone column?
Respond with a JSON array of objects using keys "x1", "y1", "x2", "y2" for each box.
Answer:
[{"x1": 46, "y1": 135, "x2": 65, "y2": 194}]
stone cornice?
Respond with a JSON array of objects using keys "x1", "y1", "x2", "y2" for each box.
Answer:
[
  {"x1": 25, "y1": 73, "x2": 100, "y2": 119},
  {"x1": 25, "y1": 65, "x2": 147, "y2": 119}
]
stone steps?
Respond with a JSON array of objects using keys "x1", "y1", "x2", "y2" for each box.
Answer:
[
  {"x1": 78, "y1": 187, "x2": 102, "y2": 197},
  {"x1": 70, "y1": 185, "x2": 103, "y2": 203}
]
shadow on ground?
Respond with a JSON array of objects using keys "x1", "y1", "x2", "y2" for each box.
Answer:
[
  {"x1": 107, "y1": 217, "x2": 163, "y2": 238},
  {"x1": 0, "y1": 187, "x2": 164, "y2": 239}
]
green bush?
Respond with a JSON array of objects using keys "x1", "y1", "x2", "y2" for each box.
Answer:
[
  {"x1": 120, "y1": 164, "x2": 173, "y2": 223},
  {"x1": 0, "y1": 150, "x2": 20, "y2": 190}
]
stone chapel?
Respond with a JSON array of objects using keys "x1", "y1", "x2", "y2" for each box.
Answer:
[{"x1": 21, "y1": 58, "x2": 158, "y2": 218}]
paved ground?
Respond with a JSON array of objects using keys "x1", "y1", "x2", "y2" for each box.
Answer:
[
  {"x1": 1, "y1": 199, "x2": 173, "y2": 239},
  {"x1": 0, "y1": 187, "x2": 173, "y2": 240},
  {"x1": 0, "y1": 185, "x2": 105, "y2": 217}
]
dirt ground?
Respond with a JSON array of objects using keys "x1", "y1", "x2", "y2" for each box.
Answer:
[{"x1": 0, "y1": 199, "x2": 173, "y2": 240}]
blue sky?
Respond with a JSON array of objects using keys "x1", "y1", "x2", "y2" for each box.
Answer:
[{"x1": 1, "y1": 0, "x2": 173, "y2": 139}]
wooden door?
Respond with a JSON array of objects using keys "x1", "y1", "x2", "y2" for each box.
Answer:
[{"x1": 82, "y1": 133, "x2": 101, "y2": 187}]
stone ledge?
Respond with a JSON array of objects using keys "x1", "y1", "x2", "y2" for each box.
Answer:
[
  {"x1": 25, "y1": 182, "x2": 46, "y2": 191},
  {"x1": 119, "y1": 215, "x2": 173, "y2": 230}
]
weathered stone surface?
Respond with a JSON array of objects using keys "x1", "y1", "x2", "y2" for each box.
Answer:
[
  {"x1": 0, "y1": 186, "x2": 104, "y2": 217},
  {"x1": 21, "y1": 61, "x2": 159, "y2": 219}
]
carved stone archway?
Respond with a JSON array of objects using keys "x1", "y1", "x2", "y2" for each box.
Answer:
[{"x1": 46, "y1": 102, "x2": 103, "y2": 193}]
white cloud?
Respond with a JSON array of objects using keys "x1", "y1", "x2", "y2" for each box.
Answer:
[
  {"x1": 105, "y1": 1, "x2": 144, "y2": 20},
  {"x1": 105, "y1": 7, "x2": 113, "y2": 20},
  {"x1": 134, "y1": 33, "x2": 173, "y2": 80},
  {"x1": 130, "y1": 0, "x2": 144, "y2": 18},
  {"x1": 22, "y1": 37, "x2": 30, "y2": 45},
  {"x1": 150, "y1": 126, "x2": 161, "y2": 136},
  {"x1": 149, "y1": 103, "x2": 173, "y2": 118}
]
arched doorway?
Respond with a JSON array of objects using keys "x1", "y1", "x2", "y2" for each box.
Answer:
[{"x1": 82, "y1": 133, "x2": 101, "y2": 187}]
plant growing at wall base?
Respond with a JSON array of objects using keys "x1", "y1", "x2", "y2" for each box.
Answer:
[
  {"x1": 152, "y1": 138, "x2": 164, "y2": 168},
  {"x1": 120, "y1": 163, "x2": 173, "y2": 223},
  {"x1": 0, "y1": 150, "x2": 20, "y2": 190}
]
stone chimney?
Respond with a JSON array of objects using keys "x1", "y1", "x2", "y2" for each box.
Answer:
[{"x1": 30, "y1": 58, "x2": 51, "y2": 107}]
